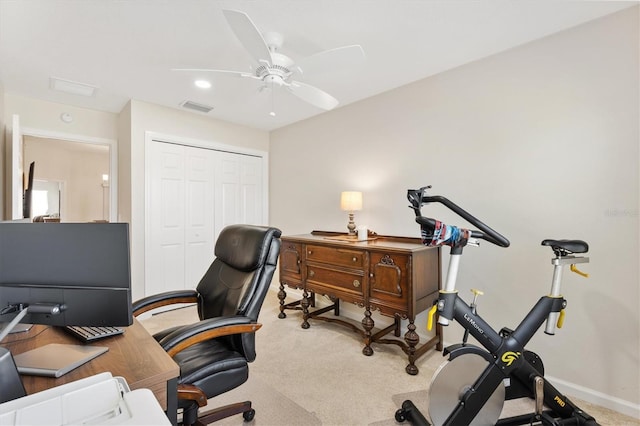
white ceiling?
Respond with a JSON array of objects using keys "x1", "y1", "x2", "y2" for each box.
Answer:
[{"x1": 0, "y1": 1, "x2": 635, "y2": 131}]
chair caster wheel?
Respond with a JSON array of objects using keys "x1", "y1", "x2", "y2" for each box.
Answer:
[
  {"x1": 395, "y1": 408, "x2": 406, "y2": 423},
  {"x1": 243, "y1": 408, "x2": 255, "y2": 421}
]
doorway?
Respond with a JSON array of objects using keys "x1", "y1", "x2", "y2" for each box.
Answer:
[
  {"x1": 7, "y1": 114, "x2": 118, "y2": 222},
  {"x1": 23, "y1": 136, "x2": 110, "y2": 222}
]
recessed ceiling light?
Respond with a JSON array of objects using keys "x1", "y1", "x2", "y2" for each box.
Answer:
[{"x1": 194, "y1": 80, "x2": 212, "y2": 89}]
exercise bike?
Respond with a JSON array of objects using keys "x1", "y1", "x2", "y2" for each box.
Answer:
[{"x1": 395, "y1": 186, "x2": 599, "y2": 426}]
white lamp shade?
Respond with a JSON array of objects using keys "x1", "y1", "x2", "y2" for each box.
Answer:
[{"x1": 340, "y1": 191, "x2": 363, "y2": 211}]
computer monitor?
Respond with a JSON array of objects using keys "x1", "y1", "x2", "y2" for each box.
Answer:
[{"x1": 0, "y1": 223, "x2": 132, "y2": 329}]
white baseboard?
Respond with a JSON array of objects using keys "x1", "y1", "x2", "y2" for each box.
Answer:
[{"x1": 545, "y1": 374, "x2": 640, "y2": 420}]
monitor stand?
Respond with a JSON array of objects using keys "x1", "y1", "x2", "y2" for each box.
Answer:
[
  {"x1": 0, "y1": 304, "x2": 108, "y2": 379},
  {"x1": 0, "y1": 303, "x2": 63, "y2": 342},
  {"x1": 0, "y1": 307, "x2": 30, "y2": 342}
]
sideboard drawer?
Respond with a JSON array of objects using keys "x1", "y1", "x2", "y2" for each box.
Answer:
[
  {"x1": 305, "y1": 245, "x2": 365, "y2": 269},
  {"x1": 306, "y1": 265, "x2": 365, "y2": 297}
]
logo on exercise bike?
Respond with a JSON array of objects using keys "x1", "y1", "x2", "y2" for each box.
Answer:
[
  {"x1": 501, "y1": 351, "x2": 521, "y2": 367},
  {"x1": 463, "y1": 313, "x2": 484, "y2": 334}
]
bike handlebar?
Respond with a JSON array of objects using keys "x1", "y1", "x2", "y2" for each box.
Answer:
[{"x1": 408, "y1": 186, "x2": 510, "y2": 248}]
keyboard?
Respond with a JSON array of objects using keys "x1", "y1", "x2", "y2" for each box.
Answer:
[{"x1": 64, "y1": 325, "x2": 124, "y2": 342}]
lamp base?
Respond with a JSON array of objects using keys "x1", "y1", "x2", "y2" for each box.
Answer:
[{"x1": 347, "y1": 212, "x2": 356, "y2": 236}]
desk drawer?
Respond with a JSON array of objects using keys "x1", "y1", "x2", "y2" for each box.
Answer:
[
  {"x1": 306, "y1": 265, "x2": 365, "y2": 297},
  {"x1": 305, "y1": 245, "x2": 364, "y2": 269}
]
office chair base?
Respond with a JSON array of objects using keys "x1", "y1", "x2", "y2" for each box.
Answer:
[{"x1": 193, "y1": 401, "x2": 254, "y2": 425}]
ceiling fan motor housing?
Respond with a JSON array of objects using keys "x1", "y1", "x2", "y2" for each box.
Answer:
[{"x1": 255, "y1": 52, "x2": 294, "y2": 86}]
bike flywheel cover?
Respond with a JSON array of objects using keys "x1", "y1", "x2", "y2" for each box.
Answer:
[{"x1": 428, "y1": 353, "x2": 505, "y2": 426}]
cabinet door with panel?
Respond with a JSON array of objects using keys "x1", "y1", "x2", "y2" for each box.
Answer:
[{"x1": 368, "y1": 252, "x2": 411, "y2": 316}]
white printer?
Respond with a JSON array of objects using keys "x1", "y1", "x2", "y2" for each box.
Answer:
[{"x1": 0, "y1": 372, "x2": 170, "y2": 425}]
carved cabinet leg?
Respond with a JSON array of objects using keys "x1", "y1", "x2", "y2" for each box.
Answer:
[
  {"x1": 404, "y1": 320, "x2": 419, "y2": 375},
  {"x1": 278, "y1": 282, "x2": 287, "y2": 319},
  {"x1": 301, "y1": 289, "x2": 311, "y2": 329},
  {"x1": 361, "y1": 307, "x2": 374, "y2": 356}
]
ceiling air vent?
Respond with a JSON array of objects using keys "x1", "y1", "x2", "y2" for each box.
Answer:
[
  {"x1": 50, "y1": 77, "x2": 97, "y2": 97},
  {"x1": 180, "y1": 100, "x2": 214, "y2": 113}
]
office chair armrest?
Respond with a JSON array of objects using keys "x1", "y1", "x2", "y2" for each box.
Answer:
[
  {"x1": 177, "y1": 384, "x2": 208, "y2": 407},
  {"x1": 132, "y1": 289, "x2": 199, "y2": 317},
  {"x1": 157, "y1": 316, "x2": 262, "y2": 357}
]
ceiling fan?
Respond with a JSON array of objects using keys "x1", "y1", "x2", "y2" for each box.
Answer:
[{"x1": 174, "y1": 9, "x2": 365, "y2": 112}]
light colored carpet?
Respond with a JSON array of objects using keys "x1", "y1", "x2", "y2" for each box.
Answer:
[{"x1": 140, "y1": 289, "x2": 639, "y2": 426}]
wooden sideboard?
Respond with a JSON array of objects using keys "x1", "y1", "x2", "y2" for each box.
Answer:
[{"x1": 278, "y1": 231, "x2": 442, "y2": 375}]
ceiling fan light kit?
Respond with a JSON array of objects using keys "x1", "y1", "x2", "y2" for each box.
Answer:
[{"x1": 173, "y1": 9, "x2": 364, "y2": 114}]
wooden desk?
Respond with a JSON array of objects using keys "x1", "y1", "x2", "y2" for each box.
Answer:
[
  {"x1": 278, "y1": 231, "x2": 442, "y2": 375},
  {"x1": 1, "y1": 320, "x2": 179, "y2": 424}
]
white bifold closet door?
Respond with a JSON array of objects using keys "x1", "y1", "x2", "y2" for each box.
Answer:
[{"x1": 146, "y1": 141, "x2": 264, "y2": 296}]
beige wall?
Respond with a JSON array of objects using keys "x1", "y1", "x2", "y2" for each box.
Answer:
[
  {"x1": 270, "y1": 7, "x2": 639, "y2": 414},
  {"x1": 117, "y1": 101, "x2": 132, "y2": 224},
  {"x1": 4, "y1": 94, "x2": 118, "y2": 140}
]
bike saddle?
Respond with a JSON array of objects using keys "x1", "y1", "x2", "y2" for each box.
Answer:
[{"x1": 541, "y1": 239, "x2": 589, "y2": 256}]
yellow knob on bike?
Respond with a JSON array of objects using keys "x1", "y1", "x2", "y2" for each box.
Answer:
[
  {"x1": 427, "y1": 304, "x2": 438, "y2": 331},
  {"x1": 471, "y1": 288, "x2": 484, "y2": 296},
  {"x1": 570, "y1": 264, "x2": 589, "y2": 278},
  {"x1": 557, "y1": 309, "x2": 566, "y2": 328}
]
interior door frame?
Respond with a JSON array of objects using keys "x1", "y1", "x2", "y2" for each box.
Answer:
[{"x1": 20, "y1": 127, "x2": 118, "y2": 222}]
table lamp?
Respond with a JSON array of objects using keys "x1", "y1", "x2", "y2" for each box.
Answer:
[{"x1": 340, "y1": 191, "x2": 363, "y2": 236}]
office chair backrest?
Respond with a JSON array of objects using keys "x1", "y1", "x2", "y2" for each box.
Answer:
[{"x1": 195, "y1": 224, "x2": 282, "y2": 322}]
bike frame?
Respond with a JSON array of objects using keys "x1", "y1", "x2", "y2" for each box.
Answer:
[
  {"x1": 404, "y1": 187, "x2": 596, "y2": 425},
  {"x1": 436, "y1": 259, "x2": 580, "y2": 425}
]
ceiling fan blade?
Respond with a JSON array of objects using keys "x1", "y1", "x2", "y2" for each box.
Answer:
[
  {"x1": 171, "y1": 68, "x2": 257, "y2": 78},
  {"x1": 295, "y1": 45, "x2": 365, "y2": 76},
  {"x1": 222, "y1": 9, "x2": 273, "y2": 66},
  {"x1": 288, "y1": 81, "x2": 339, "y2": 110}
]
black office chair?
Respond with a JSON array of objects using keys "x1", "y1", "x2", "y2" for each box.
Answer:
[{"x1": 132, "y1": 224, "x2": 281, "y2": 425}]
